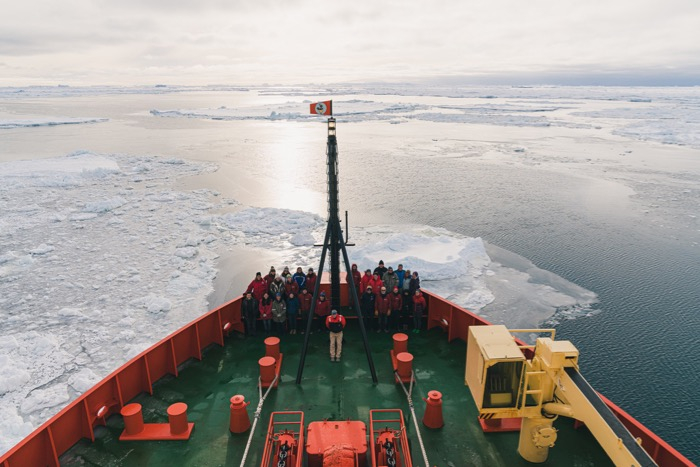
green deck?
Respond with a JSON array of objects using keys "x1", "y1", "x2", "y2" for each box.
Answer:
[{"x1": 60, "y1": 321, "x2": 613, "y2": 466}]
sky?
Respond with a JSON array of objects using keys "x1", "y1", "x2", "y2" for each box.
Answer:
[{"x1": 1, "y1": 0, "x2": 699, "y2": 86}]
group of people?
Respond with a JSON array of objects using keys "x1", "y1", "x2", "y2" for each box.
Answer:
[{"x1": 240, "y1": 260, "x2": 427, "y2": 340}]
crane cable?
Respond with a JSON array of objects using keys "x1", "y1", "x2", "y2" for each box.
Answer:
[
  {"x1": 240, "y1": 374, "x2": 280, "y2": 467},
  {"x1": 395, "y1": 369, "x2": 430, "y2": 467}
]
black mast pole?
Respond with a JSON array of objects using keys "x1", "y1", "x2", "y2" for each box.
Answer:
[
  {"x1": 296, "y1": 115, "x2": 378, "y2": 384},
  {"x1": 327, "y1": 120, "x2": 341, "y2": 311}
]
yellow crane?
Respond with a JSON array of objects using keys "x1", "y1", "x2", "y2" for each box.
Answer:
[{"x1": 465, "y1": 325, "x2": 657, "y2": 466}]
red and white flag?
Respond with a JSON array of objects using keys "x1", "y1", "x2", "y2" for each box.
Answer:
[{"x1": 310, "y1": 100, "x2": 332, "y2": 116}]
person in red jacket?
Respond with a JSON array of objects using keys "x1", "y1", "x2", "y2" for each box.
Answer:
[
  {"x1": 264, "y1": 267, "x2": 276, "y2": 288},
  {"x1": 298, "y1": 288, "x2": 313, "y2": 334},
  {"x1": 259, "y1": 291, "x2": 273, "y2": 334},
  {"x1": 369, "y1": 273, "x2": 384, "y2": 296},
  {"x1": 376, "y1": 286, "x2": 391, "y2": 333},
  {"x1": 315, "y1": 291, "x2": 331, "y2": 332},
  {"x1": 346, "y1": 263, "x2": 362, "y2": 298},
  {"x1": 246, "y1": 272, "x2": 268, "y2": 299},
  {"x1": 305, "y1": 267, "x2": 317, "y2": 295},
  {"x1": 412, "y1": 290, "x2": 426, "y2": 333},
  {"x1": 284, "y1": 275, "x2": 299, "y2": 297},
  {"x1": 326, "y1": 309, "x2": 346, "y2": 362},
  {"x1": 389, "y1": 286, "x2": 403, "y2": 332},
  {"x1": 359, "y1": 269, "x2": 373, "y2": 292}
]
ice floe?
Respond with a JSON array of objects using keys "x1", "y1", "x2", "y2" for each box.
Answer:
[{"x1": 0, "y1": 151, "x2": 598, "y2": 455}]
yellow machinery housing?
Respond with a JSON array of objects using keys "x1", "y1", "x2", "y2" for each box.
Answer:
[{"x1": 465, "y1": 325, "x2": 657, "y2": 466}]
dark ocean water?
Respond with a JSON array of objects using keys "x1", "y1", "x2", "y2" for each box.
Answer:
[{"x1": 335, "y1": 148, "x2": 700, "y2": 461}]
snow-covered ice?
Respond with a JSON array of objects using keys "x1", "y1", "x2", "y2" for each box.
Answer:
[
  {"x1": 0, "y1": 117, "x2": 107, "y2": 129},
  {"x1": 0, "y1": 151, "x2": 597, "y2": 455}
]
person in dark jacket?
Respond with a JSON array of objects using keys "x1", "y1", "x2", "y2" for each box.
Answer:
[
  {"x1": 409, "y1": 271, "x2": 420, "y2": 297},
  {"x1": 412, "y1": 290, "x2": 426, "y2": 333},
  {"x1": 271, "y1": 292, "x2": 287, "y2": 335},
  {"x1": 326, "y1": 309, "x2": 346, "y2": 362},
  {"x1": 382, "y1": 267, "x2": 399, "y2": 295},
  {"x1": 269, "y1": 275, "x2": 285, "y2": 299},
  {"x1": 241, "y1": 291, "x2": 258, "y2": 336},
  {"x1": 373, "y1": 260, "x2": 387, "y2": 279},
  {"x1": 298, "y1": 288, "x2": 313, "y2": 334},
  {"x1": 401, "y1": 269, "x2": 412, "y2": 331},
  {"x1": 292, "y1": 267, "x2": 306, "y2": 290},
  {"x1": 396, "y1": 264, "x2": 406, "y2": 289},
  {"x1": 360, "y1": 286, "x2": 376, "y2": 332},
  {"x1": 286, "y1": 292, "x2": 300, "y2": 334}
]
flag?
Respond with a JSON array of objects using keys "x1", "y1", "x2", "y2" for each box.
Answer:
[{"x1": 310, "y1": 100, "x2": 332, "y2": 116}]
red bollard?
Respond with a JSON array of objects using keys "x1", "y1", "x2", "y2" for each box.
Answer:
[
  {"x1": 121, "y1": 403, "x2": 144, "y2": 435},
  {"x1": 167, "y1": 402, "x2": 189, "y2": 435},
  {"x1": 392, "y1": 333, "x2": 408, "y2": 355},
  {"x1": 259, "y1": 356, "x2": 276, "y2": 387},
  {"x1": 265, "y1": 336, "x2": 281, "y2": 361},
  {"x1": 229, "y1": 395, "x2": 251, "y2": 433},
  {"x1": 422, "y1": 390, "x2": 444, "y2": 429},
  {"x1": 396, "y1": 352, "x2": 413, "y2": 381}
]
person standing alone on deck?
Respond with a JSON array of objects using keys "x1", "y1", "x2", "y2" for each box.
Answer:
[{"x1": 326, "y1": 309, "x2": 346, "y2": 362}]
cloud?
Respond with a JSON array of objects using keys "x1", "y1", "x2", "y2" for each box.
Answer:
[{"x1": 1, "y1": 0, "x2": 699, "y2": 85}]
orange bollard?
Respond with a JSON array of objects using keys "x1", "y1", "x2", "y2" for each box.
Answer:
[
  {"x1": 422, "y1": 390, "x2": 444, "y2": 429},
  {"x1": 229, "y1": 395, "x2": 251, "y2": 433},
  {"x1": 392, "y1": 333, "x2": 408, "y2": 355},
  {"x1": 396, "y1": 352, "x2": 413, "y2": 381},
  {"x1": 121, "y1": 403, "x2": 145, "y2": 435},
  {"x1": 259, "y1": 356, "x2": 276, "y2": 387},
  {"x1": 265, "y1": 336, "x2": 281, "y2": 361},
  {"x1": 167, "y1": 402, "x2": 189, "y2": 435}
]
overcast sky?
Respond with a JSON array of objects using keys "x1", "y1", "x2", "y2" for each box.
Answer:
[{"x1": 1, "y1": 0, "x2": 699, "y2": 86}]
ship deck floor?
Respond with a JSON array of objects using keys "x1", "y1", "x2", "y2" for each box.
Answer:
[{"x1": 60, "y1": 320, "x2": 613, "y2": 466}]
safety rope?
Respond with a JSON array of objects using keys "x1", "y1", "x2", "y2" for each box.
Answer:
[
  {"x1": 239, "y1": 374, "x2": 280, "y2": 467},
  {"x1": 395, "y1": 370, "x2": 430, "y2": 467}
]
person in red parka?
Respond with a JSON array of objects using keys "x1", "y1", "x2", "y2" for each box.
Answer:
[
  {"x1": 305, "y1": 267, "x2": 317, "y2": 295},
  {"x1": 259, "y1": 291, "x2": 273, "y2": 334},
  {"x1": 359, "y1": 269, "x2": 373, "y2": 293},
  {"x1": 389, "y1": 286, "x2": 403, "y2": 331},
  {"x1": 298, "y1": 288, "x2": 313, "y2": 334},
  {"x1": 347, "y1": 263, "x2": 362, "y2": 298},
  {"x1": 315, "y1": 291, "x2": 331, "y2": 332},
  {"x1": 369, "y1": 273, "x2": 384, "y2": 296},
  {"x1": 376, "y1": 286, "x2": 391, "y2": 333},
  {"x1": 246, "y1": 272, "x2": 268, "y2": 299},
  {"x1": 284, "y1": 275, "x2": 299, "y2": 297},
  {"x1": 412, "y1": 290, "x2": 426, "y2": 333},
  {"x1": 264, "y1": 267, "x2": 276, "y2": 288}
]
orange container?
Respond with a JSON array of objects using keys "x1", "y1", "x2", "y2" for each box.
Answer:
[
  {"x1": 392, "y1": 333, "x2": 408, "y2": 355},
  {"x1": 396, "y1": 352, "x2": 413, "y2": 381},
  {"x1": 265, "y1": 336, "x2": 281, "y2": 361},
  {"x1": 121, "y1": 403, "x2": 144, "y2": 435},
  {"x1": 167, "y1": 402, "x2": 189, "y2": 435},
  {"x1": 259, "y1": 356, "x2": 277, "y2": 386}
]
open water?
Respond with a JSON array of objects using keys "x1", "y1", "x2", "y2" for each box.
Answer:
[{"x1": 1, "y1": 86, "x2": 698, "y2": 461}]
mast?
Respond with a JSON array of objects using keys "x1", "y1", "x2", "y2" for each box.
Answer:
[
  {"x1": 296, "y1": 109, "x2": 377, "y2": 384},
  {"x1": 326, "y1": 118, "x2": 341, "y2": 311}
]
